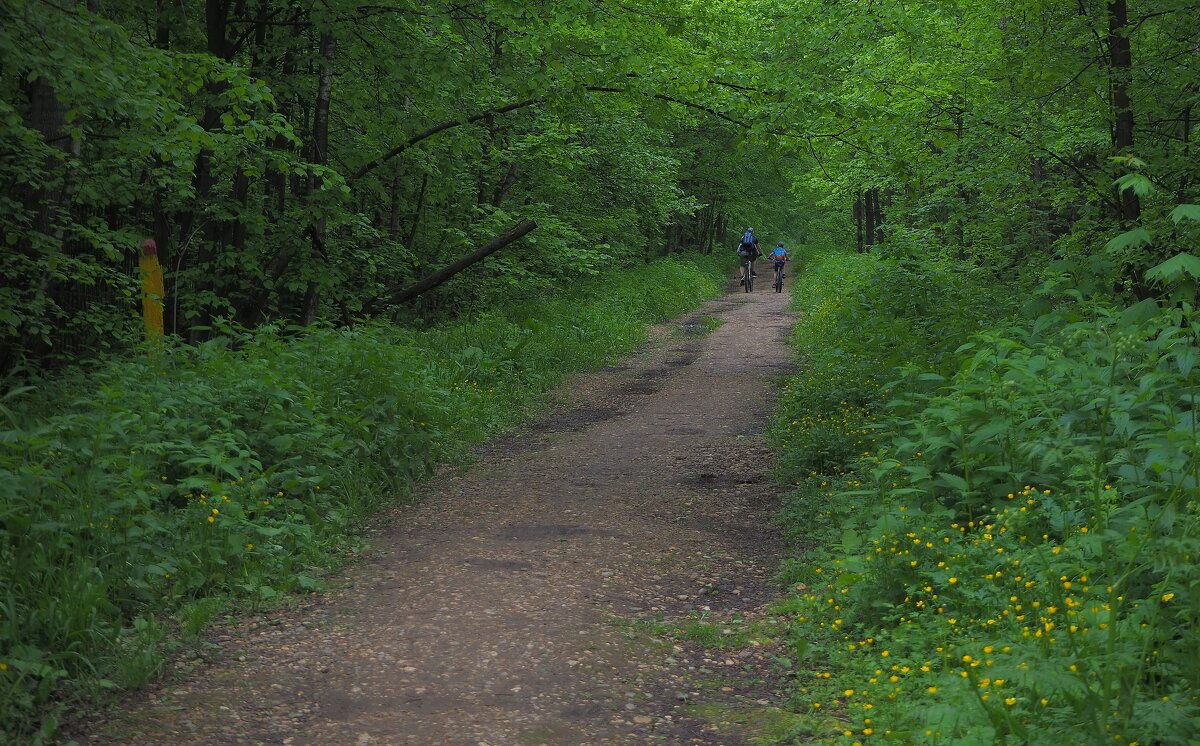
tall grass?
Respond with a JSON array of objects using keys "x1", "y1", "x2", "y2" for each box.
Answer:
[{"x1": 0, "y1": 253, "x2": 726, "y2": 742}]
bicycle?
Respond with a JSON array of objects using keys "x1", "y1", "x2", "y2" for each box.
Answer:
[
  {"x1": 773, "y1": 259, "x2": 786, "y2": 292},
  {"x1": 742, "y1": 255, "x2": 754, "y2": 292}
]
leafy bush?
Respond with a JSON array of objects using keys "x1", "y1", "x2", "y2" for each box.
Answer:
[
  {"x1": 769, "y1": 250, "x2": 1200, "y2": 745},
  {"x1": 0, "y1": 253, "x2": 725, "y2": 741},
  {"x1": 769, "y1": 252, "x2": 1004, "y2": 479}
]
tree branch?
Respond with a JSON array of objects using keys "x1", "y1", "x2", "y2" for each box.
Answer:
[
  {"x1": 372, "y1": 220, "x2": 538, "y2": 307},
  {"x1": 349, "y1": 99, "x2": 540, "y2": 181},
  {"x1": 582, "y1": 86, "x2": 751, "y2": 128}
]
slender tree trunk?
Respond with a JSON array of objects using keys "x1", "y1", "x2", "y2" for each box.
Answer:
[
  {"x1": 301, "y1": 31, "x2": 336, "y2": 326},
  {"x1": 22, "y1": 77, "x2": 70, "y2": 235},
  {"x1": 406, "y1": 172, "x2": 430, "y2": 250},
  {"x1": 388, "y1": 159, "x2": 404, "y2": 239},
  {"x1": 491, "y1": 161, "x2": 519, "y2": 208},
  {"x1": 10, "y1": 75, "x2": 72, "y2": 364},
  {"x1": 873, "y1": 188, "x2": 885, "y2": 244},
  {"x1": 1108, "y1": 0, "x2": 1140, "y2": 222},
  {"x1": 311, "y1": 33, "x2": 335, "y2": 169},
  {"x1": 1179, "y1": 104, "x2": 1191, "y2": 202},
  {"x1": 853, "y1": 195, "x2": 864, "y2": 252},
  {"x1": 699, "y1": 205, "x2": 714, "y2": 254},
  {"x1": 154, "y1": 0, "x2": 171, "y2": 48},
  {"x1": 863, "y1": 191, "x2": 876, "y2": 249},
  {"x1": 179, "y1": 0, "x2": 233, "y2": 341}
]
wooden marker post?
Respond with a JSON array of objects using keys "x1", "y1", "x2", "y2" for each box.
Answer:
[{"x1": 139, "y1": 238, "x2": 165, "y2": 339}]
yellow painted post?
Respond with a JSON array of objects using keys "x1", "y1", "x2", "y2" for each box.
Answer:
[{"x1": 139, "y1": 238, "x2": 164, "y2": 339}]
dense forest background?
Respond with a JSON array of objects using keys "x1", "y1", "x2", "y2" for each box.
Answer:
[
  {"x1": 4, "y1": 0, "x2": 1198, "y2": 368},
  {"x1": 2, "y1": 0, "x2": 1199, "y2": 742},
  {"x1": 2, "y1": 0, "x2": 811, "y2": 371}
]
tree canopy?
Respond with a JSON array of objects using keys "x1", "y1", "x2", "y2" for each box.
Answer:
[{"x1": 2, "y1": 0, "x2": 1197, "y2": 361}]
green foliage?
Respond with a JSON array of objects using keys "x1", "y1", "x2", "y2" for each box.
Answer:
[
  {"x1": 0, "y1": 1, "x2": 305, "y2": 363},
  {"x1": 0, "y1": 253, "x2": 724, "y2": 741},
  {"x1": 0, "y1": 0, "x2": 765, "y2": 371},
  {"x1": 769, "y1": 248, "x2": 1200, "y2": 745},
  {"x1": 768, "y1": 251, "x2": 1009, "y2": 480}
]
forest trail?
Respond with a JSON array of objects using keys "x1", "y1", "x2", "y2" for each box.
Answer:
[{"x1": 86, "y1": 275, "x2": 797, "y2": 745}]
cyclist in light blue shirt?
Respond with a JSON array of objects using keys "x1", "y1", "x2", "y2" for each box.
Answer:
[{"x1": 769, "y1": 241, "x2": 790, "y2": 275}]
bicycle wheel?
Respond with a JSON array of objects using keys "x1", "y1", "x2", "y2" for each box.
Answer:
[
  {"x1": 775, "y1": 266, "x2": 783, "y2": 292},
  {"x1": 745, "y1": 262, "x2": 753, "y2": 292}
]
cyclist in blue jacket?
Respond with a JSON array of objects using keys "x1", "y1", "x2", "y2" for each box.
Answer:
[{"x1": 737, "y1": 229, "x2": 760, "y2": 285}]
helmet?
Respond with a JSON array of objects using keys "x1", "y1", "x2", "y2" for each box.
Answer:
[{"x1": 777, "y1": 241, "x2": 784, "y2": 247}]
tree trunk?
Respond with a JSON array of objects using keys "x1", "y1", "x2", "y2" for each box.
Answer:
[
  {"x1": 1178, "y1": 103, "x2": 1191, "y2": 202},
  {"x1": 301, "y1": 281, "x2": 320, "y2": 325},
  {"x1": 491, "y1": 161, "x2": 520, "y2": 208},
  {"x1": 311, "y1": 33, "x2": 335, "y2": 170},
  {"x1": 405, "y1": 172, "x2": 430, "y2": 250},
  {"x1": 388, "y1": 159, "x2": 404, "y2": 239},
  {"x1": 878, "y1": 188, "x2": 888, "y2": 244},
  {"x1": 301, "y1": 31, "x2": 336, "y2": 325},
  {"x1": 23, "y1": 77, "x2": 70, "y2": 237},
  {"x1": 1108, "y1": 0, "x2": 1140, "y2": 222},
  {"x1": 863, "y1": 191, "x2": 876, "y2": 249},
  {"x1": 180, "y1": 0, "x2": 233, "y2": 342},
  {"x1": 699, "y1": 205, "x2": 715, "y2": 254},
  {"x1": 154, "y1": 0, "x2": 171, "y2": 48},
  {"x1": 853, "y1": 195, "x2": 864, "y2": 252}
]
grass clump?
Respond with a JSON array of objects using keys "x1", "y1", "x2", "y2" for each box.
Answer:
[
  {"x1": 766, "y1": 250, "x2": 1200, "y2": 744},
  {"x1": 0, "y1": 253, "x2": 726, "y2": 742}
]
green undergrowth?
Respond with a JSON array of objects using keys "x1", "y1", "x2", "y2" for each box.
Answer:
[
  {"x1": 770, "y1": 252, "x2": 1001, "y2": 482},
  {"x1": 0, "y1": 253, "x2": 727, "y2": 742},
  {"x1": 765, "y1": 250, "x2": 1200, "y2": 744}
]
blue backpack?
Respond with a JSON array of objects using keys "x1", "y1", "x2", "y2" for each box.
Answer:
[{"x1": 740, "y1": 230, "x2": 754, "y2": 248}]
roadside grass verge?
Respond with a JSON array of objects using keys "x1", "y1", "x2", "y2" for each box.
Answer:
[
  {"x1": 765, "y1": 251, "x2": 1200, "y2": 744},
  {"x1": 0, "y1": 253, "x2": 727, "y2": 743}
]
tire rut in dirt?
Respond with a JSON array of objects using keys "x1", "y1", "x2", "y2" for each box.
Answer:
[
  {"x1": 497, "y1": 524, "x2": 619, "y2": 540},
  {"x1": 462, "y1": 557, "x2": 534, "y2": 571}
]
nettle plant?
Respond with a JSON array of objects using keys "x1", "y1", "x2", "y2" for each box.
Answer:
[
  {"x1": 824, "y1": 289, "x2": 1200, "y2": 743},
  {"x1": 770, "y1": 252, "x2": 1007, "y2": 480}
]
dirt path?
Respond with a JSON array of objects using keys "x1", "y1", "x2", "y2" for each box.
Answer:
[{"x1": 85, "y1": 277, "x2": 798, "y2": 745}]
